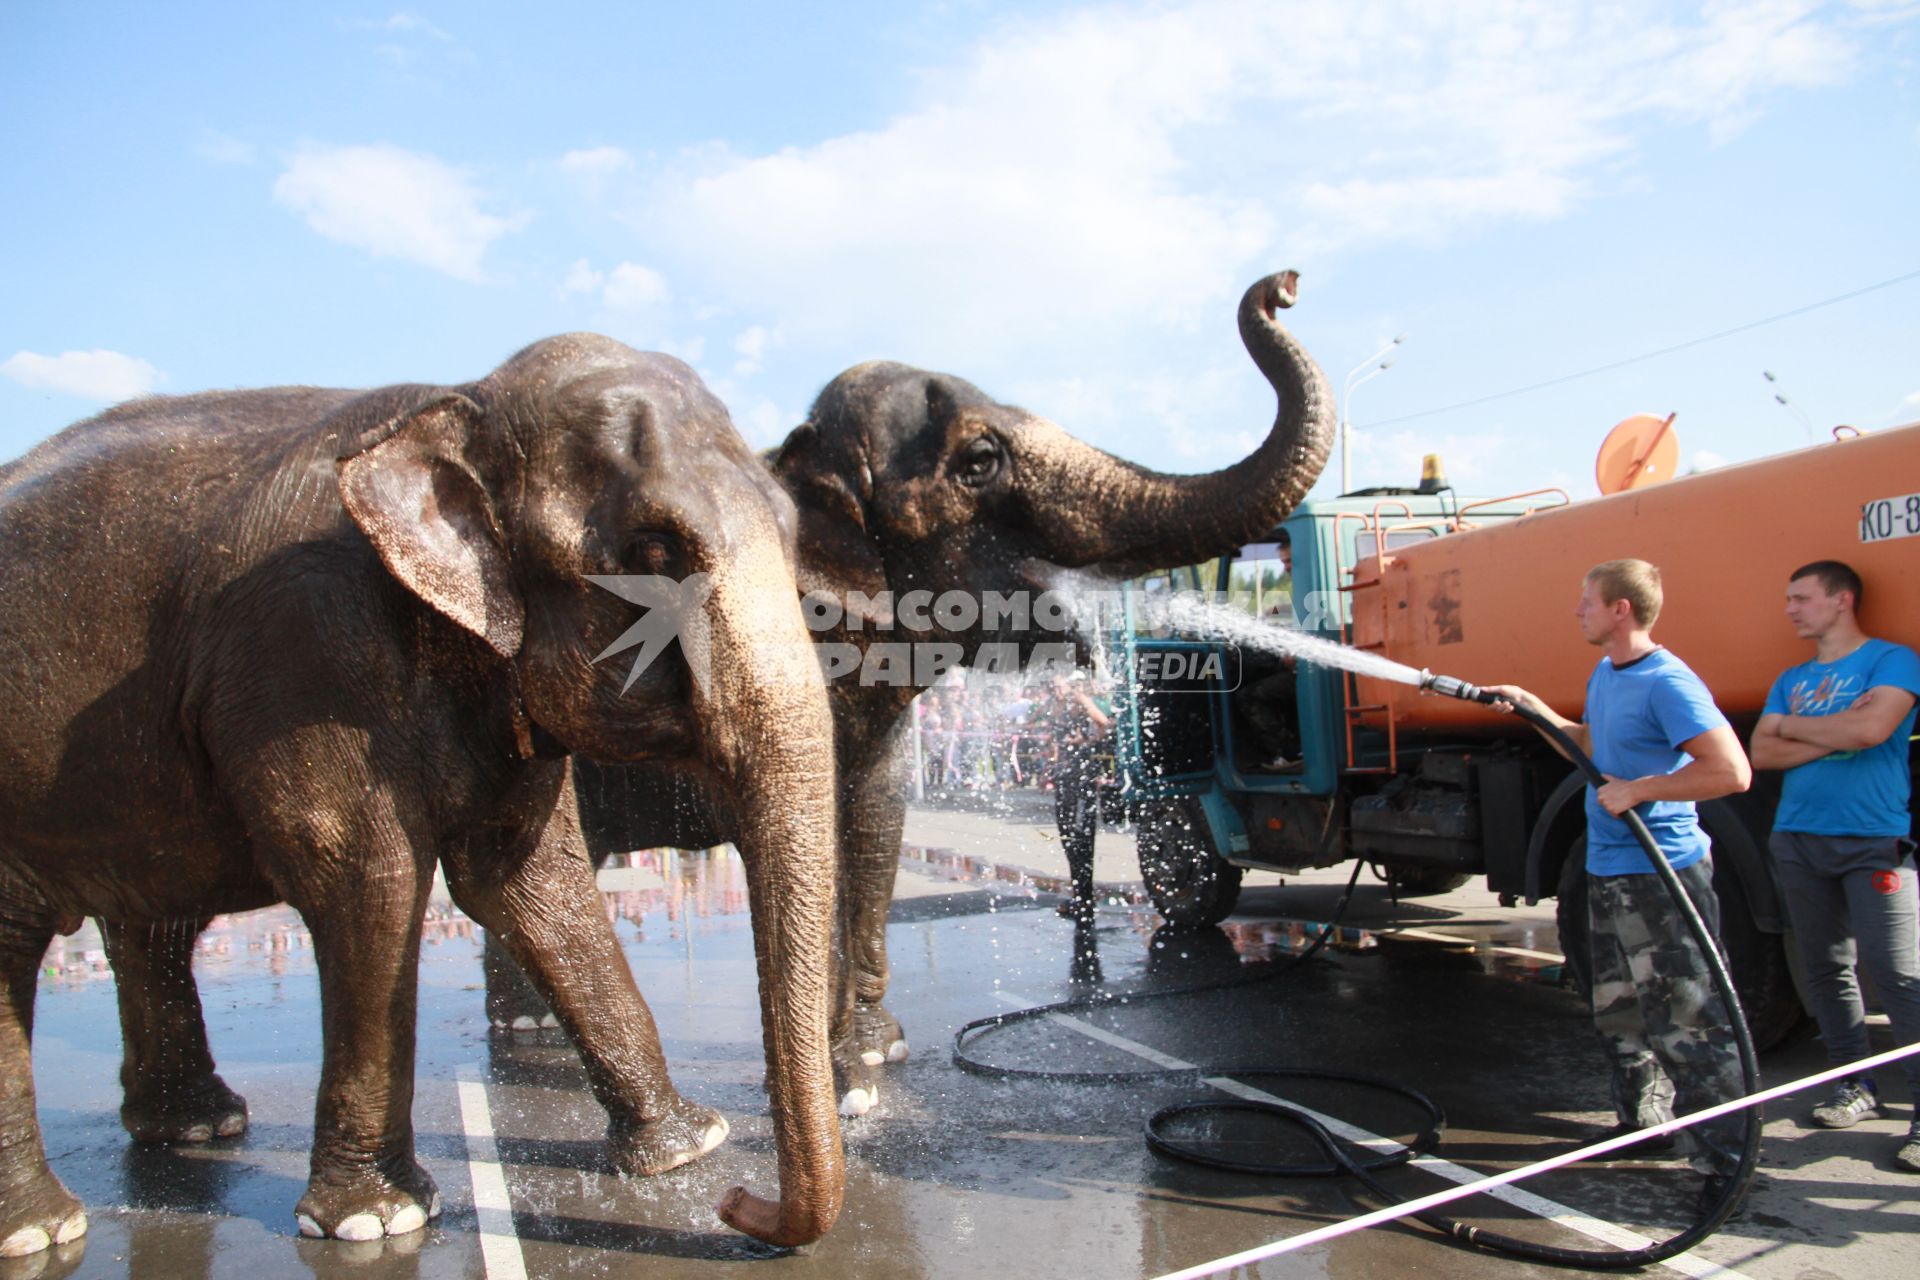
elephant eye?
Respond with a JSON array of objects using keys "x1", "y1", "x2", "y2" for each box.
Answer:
[
  {"x1": 953, "y1": 435, "x2": 1003, "y2": 488},
  {"x1": 624, "y1": 531, "x2": 681, "y2": 576}
]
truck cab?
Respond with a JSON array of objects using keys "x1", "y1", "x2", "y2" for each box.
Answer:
[{"x1": 1112, "y1": 486, "x2": 1566, "y2": 919}]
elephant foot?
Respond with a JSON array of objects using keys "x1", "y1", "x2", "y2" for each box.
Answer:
[
  {"x1": 121, "y1": 1072, "x2": 249, "y2": 1143},
  {"x1": 294, "y1": 1160, "x2": 441, "y2": 1242},
  {"x1": 0, "y1": 1172, "x2": 88, "y2": 1259},
  {"x1": 851, "y1": 1002, "x2": 908, "y2": 1069},
  {"x1": 487, "y1": 1012, "x2": 561, "y2": 1034},
  {"x1": 832, "y1": 1045, "x2": 879, "y2": 1118},
  {"x1": 609, "y1": 1099, "x2": 729, "y2": 1177}
]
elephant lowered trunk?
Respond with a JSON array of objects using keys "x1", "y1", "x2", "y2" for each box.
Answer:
[{"x1": 685, "y1": 524, "x2": 845, "y2": 1246}]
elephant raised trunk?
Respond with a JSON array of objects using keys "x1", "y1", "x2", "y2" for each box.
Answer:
[
  {"x1": 1016, "y1": 270, "x2": 1334, "y2": 576},
  {"x1": 695, "y1": 535, "x2": 845, "y2": 1247}
]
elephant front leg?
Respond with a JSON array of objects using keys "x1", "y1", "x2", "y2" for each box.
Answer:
[
  {"x1": 294, "y1": 866, "x2": 443, "y2": 1241},
  {"x1": 0, "y1": 888, "x2": 88, "y2": 1259},
  {"x1": 446, "y1": 827, "x2": 727, "y2": 1177},
  {"x1": 101, "y1": 917, "x2": 249, "y2": 1142}
]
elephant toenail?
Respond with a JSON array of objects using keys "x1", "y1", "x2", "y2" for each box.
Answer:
[
  {"x1": 53, "y1": 1213, "x2": 87, "y2": 1245},
  {"x1": 839, "y1": 1087, "x2": 875, "y2": 1118},
  {"x1": 861, "y1": 1049, "x2": 885, "y2": 1066},
  {"x1": 386, "y1": 1204, "x2": 426, "y2": 1236},
  {"x1": 295, "y1": 1213, "x2": 325, "y2": 1238},
  {"x1": 886, "y1": 1039, "x2": 910, "y2": 1063},
  {"x1": 334, "y1": 1212, "x2": 384, "y2": 1242},
  {"x1": 538, "y1": 1013, "x2": 560, "y2": 1028},
  {"x1": 427, "y1": 1192, "x2": 443, "y2": 1219},
  {"x1": 511, "y1": 1015, "x2": 538, "y2": 1032},
  {"x1": 1, "y1": 1225, "x2": 52, "y2": 1258}
]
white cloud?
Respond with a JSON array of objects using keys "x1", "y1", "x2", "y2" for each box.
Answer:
[
  {"x1": 559, "y1": 146, "x2": 635, "y2": 179},
  {"x1": 344, "y1": 12, "x2": 454, "y2": 41},
  {"x1": 273, "y1": 144, "x2": 524, "y2": 281},
  {"x1": 562, "y1": 258, "x2": 604, "y2": 294},
  {"x1": 2, "y1": 349, "x2": 162, "y2": 402},
  {"x1": 194, "y1": 129, "x2": 254, "y2": 166},
  {"x1": 1690, "y1": 448, "x2": 1729, "y2": 472},
  {"x1": 733, "y1": 325, "x2": 774, "y2": 376},
  {"x1": 603, "y1": 261, "x2": 670, "y2": 309},
  {"x1": 624, "y1": 1, "x2": 1856, "y2": 362}
]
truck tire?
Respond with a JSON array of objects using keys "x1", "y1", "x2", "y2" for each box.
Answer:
[
  {"x1": 1553, "y1": 835, "x2": 1804, "y2": 1051},
  {"x1": 1137, "y1": 797, "x2": 1243, "y2": 931}
]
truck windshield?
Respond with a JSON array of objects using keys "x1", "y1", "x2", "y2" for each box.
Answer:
[{"x1": 1226, "y1": 542, "x2": 1291, "y2": 622}]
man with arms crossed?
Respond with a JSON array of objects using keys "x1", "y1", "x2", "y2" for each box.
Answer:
[
  {"x1": 1489, "y1": 559, "x2": 1753, "y2": 1211},
  {"x1": 1750, "y1": 560, "x2": 1920, "y2": 1172}
]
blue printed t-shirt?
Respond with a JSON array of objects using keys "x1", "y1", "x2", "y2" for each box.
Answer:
[
  {"x1": 1583, "y1": 648, "x2": 1730, "y2": 876},
  {"x1": 1766, "y1": 639, "x2": 1920, "y2": 837}
]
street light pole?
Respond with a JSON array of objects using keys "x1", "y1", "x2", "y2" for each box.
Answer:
[
  {"x1": 1761, "y1": 370, "x2": 1817, "y2": 443},
  {"x1": 1341, "y1": 334, "x2": 1405, "y2": 493}
]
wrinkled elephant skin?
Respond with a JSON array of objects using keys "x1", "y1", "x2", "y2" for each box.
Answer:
[
  {"x1": 0, "y1": 337, "x2": 843, "y2": 1255},
  {"x1": 563, "y1": 272, "x2": 1335, "y2": 1111}
]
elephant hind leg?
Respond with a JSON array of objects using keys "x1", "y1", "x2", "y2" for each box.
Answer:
[
  {"x1": 0, "y1": 871, "x2": 88, "y2": 1258},
  {"x1": 102, "y1": 917, "x2": 249, "y2": 1142}
]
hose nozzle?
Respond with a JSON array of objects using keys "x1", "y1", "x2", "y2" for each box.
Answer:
[{"x1": 1418, "y1": 669, "x2": 1500, "y2": 704}]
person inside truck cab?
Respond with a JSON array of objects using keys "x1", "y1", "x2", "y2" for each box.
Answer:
[
  {"x1": 1486, "y1": 558, "x2": 1753, "y2": 1216},
  {"x1": 1750, "y1": 558, "x2": 1920, "y2": 1173}
]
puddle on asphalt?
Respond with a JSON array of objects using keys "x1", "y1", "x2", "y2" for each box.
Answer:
[{"x1": 899, "y1": 839, "x2": 1571, "y2": 990}]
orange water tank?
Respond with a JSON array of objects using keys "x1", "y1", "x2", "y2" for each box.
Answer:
[{"x1": 1350, "y1": 423, "x2": 1920, "y2": 733}]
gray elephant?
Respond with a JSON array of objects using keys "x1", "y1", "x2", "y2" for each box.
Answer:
[
  {"x1": 0, "y1": 336, "x2": 843, "y2": 1257},
  {"x1": 565, "y1": 270, "x2": 1335, "y2": 1110}
]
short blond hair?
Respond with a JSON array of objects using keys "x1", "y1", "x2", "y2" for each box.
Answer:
[{"x1": 1586, "y1": 559, "x2": 1662, "y2": 628}]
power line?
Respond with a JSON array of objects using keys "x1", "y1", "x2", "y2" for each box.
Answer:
[{"x1": 1367, "y1": 268, "x2": 1920, "y2": 428}]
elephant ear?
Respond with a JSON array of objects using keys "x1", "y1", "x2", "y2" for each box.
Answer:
[{"x1": 338, "y1": 394, "x2": 525, "y2": 658}]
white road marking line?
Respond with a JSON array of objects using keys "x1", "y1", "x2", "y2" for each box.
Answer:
[
  {"x1": 1382, "y1": 926, "x2": 1564, "y2": 962},
  {"x1": 457, "y1": 1064, "x2": 528, "y2": 1280},
  {"x1": 992, "y1": 991, "x2": 1757, "y2": 1280}
]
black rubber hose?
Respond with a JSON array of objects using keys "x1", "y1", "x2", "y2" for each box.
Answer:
[{"x1": 955, "y1": 703, "x2": 1764, "y2": 1269}]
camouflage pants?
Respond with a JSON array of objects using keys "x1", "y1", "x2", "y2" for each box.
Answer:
[{"x1": 1588, "y1": 859, "x2": 1747, "y2": 1176}]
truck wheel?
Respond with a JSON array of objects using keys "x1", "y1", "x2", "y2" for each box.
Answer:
[
  {"x1": 1553, "y1": 835, "x2": 1805, "y2": 1051},
  {"x1": 1137, "y1": 798, "x2": 1242, "y2": 931},
  {"x1": 1382, "y1": 866, "x2": 1473, "y2": 897}
]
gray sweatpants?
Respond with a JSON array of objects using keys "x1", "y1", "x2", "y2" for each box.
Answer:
[{"x1": 1769, "y1": 831, "x2": 1920, "y2": 1094}]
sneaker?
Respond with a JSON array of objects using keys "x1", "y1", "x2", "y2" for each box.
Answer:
[
  {"x1": 1897, "y1": 1120, "x2": 1920, "y2": 1173},
  {"x1": 1595, "y1": 1121, "x2": 1677, "y2": 1158},
  {"x1": 1811, "y1": 1078, "x2": 1882, "y2": 1128}
]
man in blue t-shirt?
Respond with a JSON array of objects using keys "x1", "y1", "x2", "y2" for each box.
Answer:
[
  {"x1": 1490, "y1": 559, "x2": 1753, "y2": 1212},
  {"x1": 1751, "y1": 559, "x2": 1920, "y2": 1173}
]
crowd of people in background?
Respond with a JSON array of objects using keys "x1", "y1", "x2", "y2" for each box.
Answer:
[{"x1": 912, "y1": 671, "x2": 1120, "y2": 803}]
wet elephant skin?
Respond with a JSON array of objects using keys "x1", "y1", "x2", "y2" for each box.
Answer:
[
  {"x1": 562, "y1": 271, "x2": 1337, "y2": 1113},
  {"x1": 0, "y1": 336, "x2": 843, "y2": 1256}
]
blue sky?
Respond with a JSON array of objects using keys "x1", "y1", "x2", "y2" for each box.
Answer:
[{"x1": 5, "y1": 1, "x2": 1916, "y2": 499}]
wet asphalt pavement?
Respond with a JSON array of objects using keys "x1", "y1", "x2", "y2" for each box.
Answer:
[{"x1": 15, "y1": 792, "x2": 1918, "y2": 1279}]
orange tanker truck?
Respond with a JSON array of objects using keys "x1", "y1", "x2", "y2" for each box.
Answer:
[{"x1": 1114, "y1": 419, "x2": 1920, "y2": 1047}]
